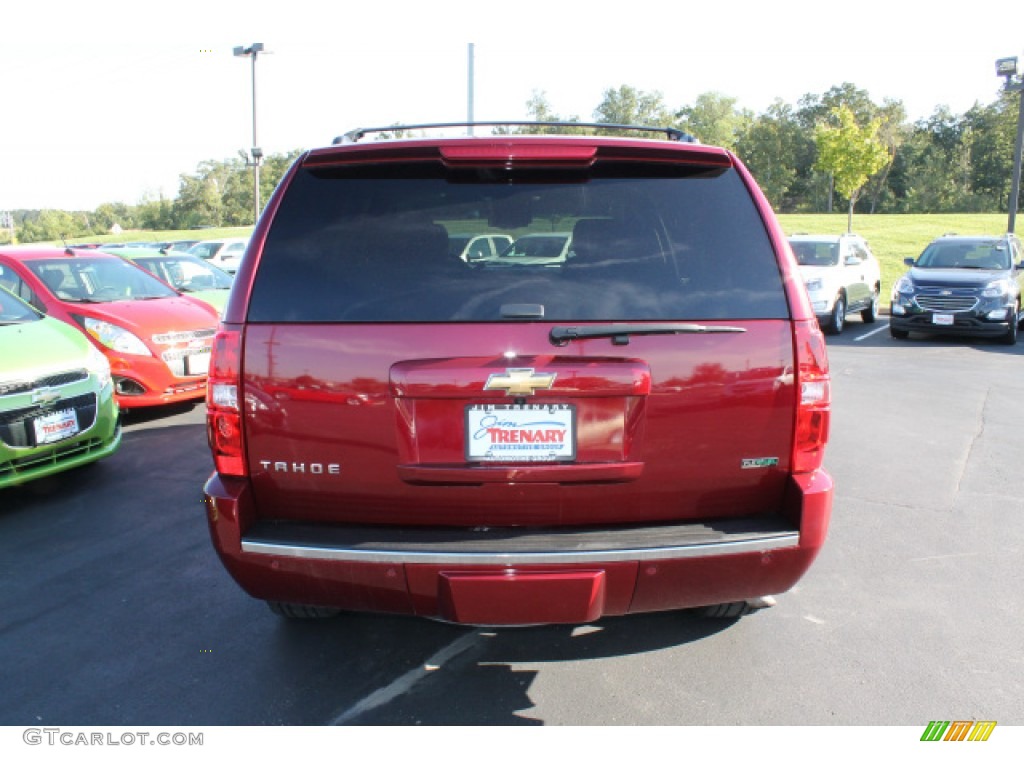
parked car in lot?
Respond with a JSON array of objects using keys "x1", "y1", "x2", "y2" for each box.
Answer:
[
  {"x1": 0, "y1": 247, "x2": 220, "y2": 408},
  {"x1": 447, "y1": 233, "x2": 514, "y2": 263},
  {"x1": 156, "y1": 240, "x2": 200, "y2": 253},
  {"x1": 788, "y1": 233, "x2": 881, "y2": 335},
  {"x1": 115, "y1": 247, "x2": 233, "y2": 317},
  {"x1": 203, "y1": 122, "x2": 832, "y2": 627},
  {"x1": 0, "y1": 286, "x2": 120, "y2": 489},
  {"x1": 496, "y1": 232, "x2": 574, "y2": 265},
  {"x1": 890, "y1": 233, "x2": 1023, "y2": 344},
  {"x1": 187, "y1": 237, "x2": 248, "y2": 274}
]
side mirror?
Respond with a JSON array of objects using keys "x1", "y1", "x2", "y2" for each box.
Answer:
[{"x1": 904, "y1": 257, "x2": 916, "y2": 266}]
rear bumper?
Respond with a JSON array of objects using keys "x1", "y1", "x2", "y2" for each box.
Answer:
[{"x1": 203, "y1": 470, "x2": 832, "y2": 624}]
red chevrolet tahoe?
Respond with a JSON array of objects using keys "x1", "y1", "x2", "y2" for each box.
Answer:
[{"x1": 203, "y1": 123, "x2": 832, "y2": 625}]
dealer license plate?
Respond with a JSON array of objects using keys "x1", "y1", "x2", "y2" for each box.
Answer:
[
  {"x1": 466, "y1": 404, "x2": 576, "y2": 462},
  {"x1": 933, "y1": 314, "x2": 954, "y2": 326},
  {"x1": 185, "y1": 352, "x2": 210, "y2": 375},
  {"x1": 33, "y1": 408, "x2": 80, "y2": 445}
]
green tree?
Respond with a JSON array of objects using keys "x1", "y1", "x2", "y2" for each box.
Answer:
[
  {"x1": 798, "y1": 83, "x2": 878, "y2": 130},
  {"x1": 863, "y1": 99, "x2": 908, "y2": 213},
  {"x1": 173, "y1": 167, "x2": 224, "y2": 229},
  {"x1": 593, "y1": 85, "x2": 674, "y2": 129},
  {"x1": 964, "y1": 93, "x2": 1020, "y2": 210},
  {"x1": 886, "y1": 106, "x2": 973, "y2": 212},
  {"x1": 92, "y1": 202, "x2": 136, "y2": 234},
  {"x1": 517, "y1": 90, "x2": 584, "y2": 133},
  {"x1": 814, "y1": 105, "x2": 890, "y2": 230},
  {"x1": 16, "y1": 209, "x2": 89, "y2": 243},
  {"x1": 676, "y1": 92, "x2": 751, "y2": 151},
  {"x1": 736, "y1": 99, "x2": 811, "y2": 210},
  {"x1": 137, "y1": 195, "x2": 174, "y2": 230}
]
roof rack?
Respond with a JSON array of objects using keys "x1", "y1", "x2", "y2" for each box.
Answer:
[{"x1": 333, "y1": 121, "x2": 699, "y2": 145}]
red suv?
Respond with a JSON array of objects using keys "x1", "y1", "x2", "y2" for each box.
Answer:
[{"x1": 204, "y1": 123, "x2": 832, "y2": 625}]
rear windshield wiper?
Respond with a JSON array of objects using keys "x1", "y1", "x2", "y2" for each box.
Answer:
[{"x1": 550, "y1": 323, "x2": 746, "y2": 346}]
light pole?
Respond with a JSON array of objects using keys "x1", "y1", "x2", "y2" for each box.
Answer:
[
  {"x1": 996, "y1": 56, "x2": 1024, "y2": 234},
  {"x1": 467, "y1": 43, "x2": 475, "y2": 136},
  {"x1": 234, "y1": 43, "x2": 265, "y2": 225}
]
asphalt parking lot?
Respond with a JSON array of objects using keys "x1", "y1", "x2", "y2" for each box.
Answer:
[{"x1": 1, "y1": 318, "x2": 1022, "y2": 726}]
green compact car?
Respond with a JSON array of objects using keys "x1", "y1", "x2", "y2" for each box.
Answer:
[
  {"x1": 0, "y1": 287, "x2": 121, "y2": 489},
  {"x1": 113, "y1": 248, "x2": 233, "y2": 317}
]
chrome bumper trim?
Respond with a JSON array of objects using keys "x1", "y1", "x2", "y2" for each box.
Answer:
[{"x1": 240, "y1": 532, "x2": 800, "y2": 565}]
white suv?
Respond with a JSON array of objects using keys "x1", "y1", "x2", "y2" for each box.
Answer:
[
  {"x1": 789, "y1": 234, "x2": 881, "y2": 335},
  {"x1": 187, "y1": 237, "x2": 249, "y2": 274}
]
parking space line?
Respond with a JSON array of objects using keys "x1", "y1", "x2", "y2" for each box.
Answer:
[
  {"x1": 329, "y1": 631, "x2": 482, "y2": 724},
  {"x1": 854, "y1": 324, "x2": 889, "y2": 342}
]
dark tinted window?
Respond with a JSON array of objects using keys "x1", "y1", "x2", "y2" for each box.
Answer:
[
  {"x1": 918, "y1": 239, "x2": 1011, "y2": 270},
  {"x1": 790, "y1": 240, "x2": 839, "y2": 267},
  {"x1": 248, "y1": 161, "x2": 787, "y2": 322}
]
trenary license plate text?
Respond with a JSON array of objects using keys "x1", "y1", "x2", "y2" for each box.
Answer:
[
  {"x1": 466, "y1": 404, "x2": 576, "y2": 462},
  {"x1": 33, "y1": 408, "x2": 79, "y2": 445}
]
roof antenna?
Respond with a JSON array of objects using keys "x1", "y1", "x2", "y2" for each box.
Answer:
[{"x1": 60, "y1": 233, "x2": 73, "y2": 256}]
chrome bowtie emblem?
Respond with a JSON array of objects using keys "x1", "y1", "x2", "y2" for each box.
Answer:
[
  {"x1": 483, "y1": 368, "x2": 557, "y2": 396},
  {"x1": 31, "y1": 387, "x2": 62, "y2": 405}
]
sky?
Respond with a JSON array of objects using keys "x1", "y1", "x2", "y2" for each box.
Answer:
[{"x1": 1, "y1": 0, "x2": 1022, "y2": 212}]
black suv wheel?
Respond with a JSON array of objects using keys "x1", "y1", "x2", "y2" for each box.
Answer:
[
  {"x1": 268, "y1": 601, "x2": 342, "y2": 620},
  {"x1": 1002, "y1": 302, "x2": 1020, "y2": 345}
]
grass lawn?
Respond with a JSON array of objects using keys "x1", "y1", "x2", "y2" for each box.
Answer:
[
  {"x1": 777, "y1": 213, "x2": 1013, "y2": 297},
  {"x1": 63, "y1": 227, "x2": 254, "y2": 247}
]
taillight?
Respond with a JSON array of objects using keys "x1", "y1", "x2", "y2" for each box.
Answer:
[
  {"x1": 207, "y1": 327, "x2": 246, "y2": 477},
  {"x1": 792, "y1": 320, "x2": 831, "y2": 474}
]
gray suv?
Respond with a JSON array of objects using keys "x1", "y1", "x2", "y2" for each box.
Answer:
[{"x1": 890, "y1": 234, "x2": 1023, "y2": 344}]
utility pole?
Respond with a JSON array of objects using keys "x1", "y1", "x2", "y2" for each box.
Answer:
[
  {"x1": 996, "y1": 56, "x2": 1024, "y2": 234},
  {"x1": 234, "y1": 43, "x2": 266, "y2": 225},
  {"x1": 467, "y1": 43, "x2": 475, "y2": 136}
]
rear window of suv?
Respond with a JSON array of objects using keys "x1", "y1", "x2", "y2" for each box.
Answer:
[{"x1": 247, "y1": 159, "x2": 788, "y2": 323}]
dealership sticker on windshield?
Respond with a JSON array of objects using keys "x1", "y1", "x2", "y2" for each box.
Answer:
[
  {"x1": 933, "y1": 314, "x2": 954, "y2": 326},
  {"x1": 33, "y1": 408, "x2": 79, "y2": 445},
  {"x1": 466, "y1": 404, "x2": 575, "y2": 462}
]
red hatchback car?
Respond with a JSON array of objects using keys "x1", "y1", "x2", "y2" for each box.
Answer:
[
  {"x1": 203, "y1": 123, "x2": 832, "y2": 626},
  {"x1": 0, "y1": 248, "x2": 220, "y2": 409}
]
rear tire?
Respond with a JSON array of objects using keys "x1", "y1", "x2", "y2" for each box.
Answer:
[
  {"x1": 825, "y1": 294, "x2": 845, "y2": 335},
  {"x1": 695, "y1": 602, "x2": 755, "y2": 619},
  {"x1": 861, "y1": 288, "x2": 879, "y2": 323},
  {"x1": 267, "y1": 601, "x2": 342, "y2": 620}
]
